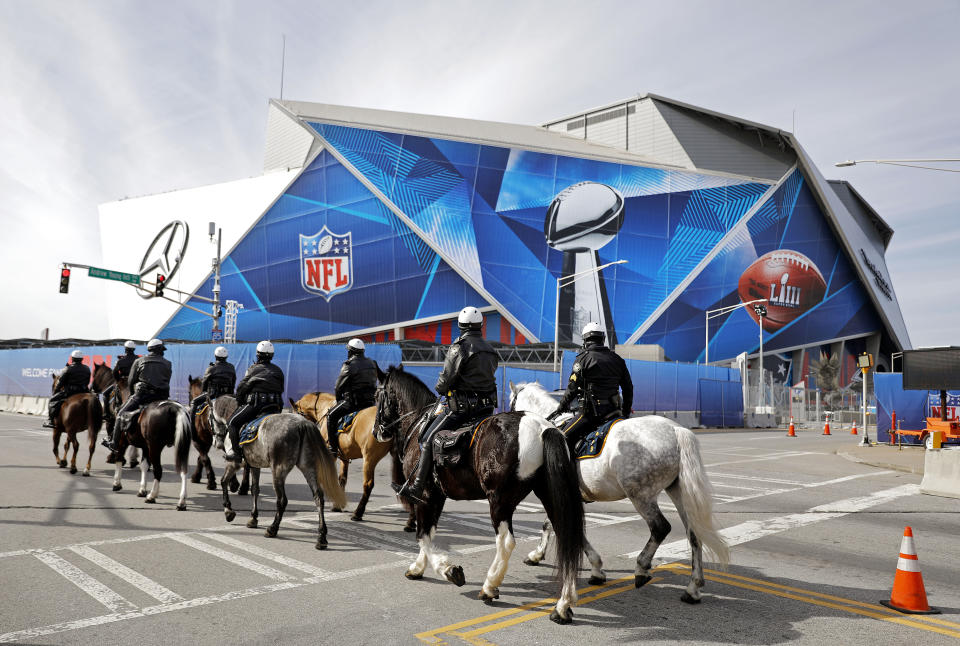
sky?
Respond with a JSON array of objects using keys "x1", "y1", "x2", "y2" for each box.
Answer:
[{"x1": 0, "y1": 0, "x2": 957, "y2": 347}]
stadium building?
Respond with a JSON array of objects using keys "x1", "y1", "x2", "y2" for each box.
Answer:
[{"x1": 98, "y1": 94, "x2": 910, "y2": 391}]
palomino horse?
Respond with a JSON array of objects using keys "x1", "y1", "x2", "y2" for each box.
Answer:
[
  {"x1": 50, "y1": 374, "x2": 102, "y2": 476},
  {"x1": 211, "y1": 395, "x2": 346, "y2": 549},
  {"x1": 289, "y1": 392, "x2": 395, "y2": 522},
  {"x1": 110, "y1": 399, "x2": 192, "y2": 510},
  {"x1": 375, "y1": 366, "x2": 585, "y2": 624},
  {"x1": 92, "y1": 362, "x2": 139, "y2": 467},
  {"x1": 510, "y1": 381, "x2": 730, "y2": 604}
]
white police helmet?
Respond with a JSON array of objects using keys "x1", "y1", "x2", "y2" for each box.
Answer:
[
  {"x1": 457, "y1": 306, "x2": 483, "y2": 330},
  {"x1": 256, "y1": 340, "x2": 275, "y2": 355},
  {"x1": 124, "y1": 340, "x2": 136, "y2": 350},
  {"x1": 214, "y1": 346, "x2": 228, "y2": 359},
  {"x1": 347, "y1": 338, "x2": 365, "y2": 352},
  {"x1": 70, "y1": 350, "x2": 83, "y2": 360},
  {"x1": 147, "y1": 338, "x2": 164, "y2": 351},
  {"x1": 581, "y1": 322, "x2": 605, "y2": 342}
]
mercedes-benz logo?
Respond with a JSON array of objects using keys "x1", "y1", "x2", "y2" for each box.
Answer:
[{"x1": 137, "y1": 221, "x2": 190, "y2": 299}]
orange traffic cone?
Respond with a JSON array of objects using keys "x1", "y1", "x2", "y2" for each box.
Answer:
[
  {"x1": 787, "y1": 417, "x2": 796, "y2": 437},
  {"x1": 880, "y1": 527, "x2": 940, "y2": 614},
  {"x1": 851, "y1": 419, "x2": 858, "y2": 435},
  {"x1": 823, "y1": 414, "x2": 831, "y2": 436}
]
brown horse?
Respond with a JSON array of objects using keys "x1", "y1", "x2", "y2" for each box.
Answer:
[
  {"x1": 50, "y1": 374, "x2": 103, "y2": 476},
  {"x1": 92, "y1": 362, "x2": 139, "y2": 468},
  {"x1": 110, "y1": 399, "x2": 192, "y2": 510},
  {"x1": 289, "y1": 392, "x2": 395, "y2": 522},
  {"x1": 189, "y1": 376, "x2": 247, "y2": 494}
]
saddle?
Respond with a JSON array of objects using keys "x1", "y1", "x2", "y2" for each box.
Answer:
[
  {"x1": 574, "y1": 418, "x2": 623, "y2": 460},
  {"x1": 432, "y1": 417, "x2": 492, "y2": 469},
  {"x1": 335, "y1": 411, "x2": 359, "y2": 435},
  {"x1": 239, "y1": 415, "x2": 274, "y2": 446}
]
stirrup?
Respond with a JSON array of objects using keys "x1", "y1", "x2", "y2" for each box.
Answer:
[
  {"x1": 42, "y1": 420, "x2": 55, "y2": 428},
  {"x1": 395, "y1": 480, "x2": 426, "y2": 505},
  {"x1": 101, "y1": 438, "x2": 115, "y2": 450}
]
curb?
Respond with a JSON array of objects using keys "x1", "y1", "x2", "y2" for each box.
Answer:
[{"x1": 836, "y1": 450, "x2": 924, "y2": 475}]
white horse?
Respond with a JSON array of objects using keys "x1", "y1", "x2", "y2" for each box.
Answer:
[{"x1": 509, "y1": 381, "x2": 729, "y2": 604}]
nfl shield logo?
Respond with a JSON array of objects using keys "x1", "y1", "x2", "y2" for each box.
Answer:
[{"x1": 300, "y1": 227, "x2": 353, "y2": 301}]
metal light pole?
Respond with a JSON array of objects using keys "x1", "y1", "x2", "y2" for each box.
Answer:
[
  {"x1": 704, "y1": 298, "x2": 768, "y2": 365},
  {"x1": 754, "y1": 303, "x2": 768, "y2": 411},
  {"x1": 209, "y1": 222, "x2": 223, "y2": 340},
  {"x1": 553, "y1": 259, "x2": 627, "y2": 370}
]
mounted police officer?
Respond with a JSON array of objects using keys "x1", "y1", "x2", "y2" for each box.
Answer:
[
  {"x1": 44, "y1": 350, "x2": 91, "y2": 428},
  {"x1": 190, "y1": 346, "x2": 236, "y2": 423},
  {"x1": 113, "y1": 340, "x2": 138, "y2": 383},
  {"x1": 225, "y1": 341, "x2": 284, "y2": 463},
  {"x1": 102, "y1": 339, "x2": 172, "y2": 452},
  {"x1": 550, "y1": 322, "x2": 633, "y2": 449},
  {"x1": 395, "y1": 307, "x2": 498, "y2": 505},
  {"x1": 325, "y1": 338, "x2": 381, "y2": 459}
]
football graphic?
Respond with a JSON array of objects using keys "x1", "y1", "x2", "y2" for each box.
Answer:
[
  {"x1": 737, "y1": 249, "x2": 827, "y2": 332},
  {"x1": 317, "y1": 235, "x2": 333, "y2": 255},
  {"x1": 544, "y1": 181, "x2": 624, "y2": 252}
]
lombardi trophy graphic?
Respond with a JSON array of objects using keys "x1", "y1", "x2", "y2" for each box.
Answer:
[{"x1": 544, "y1": 181, "x2": 625, "y2": 346}]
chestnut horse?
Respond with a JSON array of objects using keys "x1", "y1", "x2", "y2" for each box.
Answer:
[
  {"x1": 375, "y1": 366, "x2": 585, "y2": 624},
  {"x1": 289, "y1": 391, "x2": 395, "y2": 522},
  {"x1": 92, "y1": 362, "x2": 139, "y2": 467},
  {"x1": 189, "y1": 376, "x2": 247, "y2": 494},
  {"x1": 50, "y1": 374, "x2": 102, "y2": 476}
]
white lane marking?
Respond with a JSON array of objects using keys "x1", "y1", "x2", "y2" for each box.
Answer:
[
  {"x1": 198, "y1": 533, "x2": 332, "y2": 579},
  {"x1": 34, "y1": 551, "x2": 138, "y2": 613},
  {"x1": 712, "y1": 471, "x2": 896, "y2": 506},
  {"x1": 621, "y1": 483, "x2": 920, "y2": 559},
  {"x1": 0, "y1": 429, "x2": 49, "y2": 437},
  {"x1": 69, "y1": 545, "x2": 184, "y2": 604},
  {"x1": 286, "y1": 519, "x2": 417, "y2": 559},
  {"x1": 709, "y1": 472, "x2": 807, "y2": 485},
  {"x1": 705, "y1": 452, "x2": 821, "y2": 467},
  {"x1": 167, "y1": 535, "x2": 294, "y2": 581}
]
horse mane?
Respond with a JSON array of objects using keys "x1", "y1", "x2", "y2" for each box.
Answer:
[{"x1": 385, "y1": 365, "x2": 434, "y2": 410}]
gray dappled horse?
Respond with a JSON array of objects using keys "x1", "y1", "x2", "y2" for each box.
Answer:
[
  {"x1": 110, "y1": 399, "x2": 192, "y2": 510},
  {"x1": 510, "y1": 381, "x2": 729, "y2": 604},
  {"x1": 211, "y1": 395, "x2": 346, "y2": 550},
  {"x1": 376, "y1": 366, "x2": 585, "y2": 625}
]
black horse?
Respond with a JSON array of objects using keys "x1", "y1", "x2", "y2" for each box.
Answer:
[{"x1": 376, "y1": 366, "x2": 585, "y2": 624}]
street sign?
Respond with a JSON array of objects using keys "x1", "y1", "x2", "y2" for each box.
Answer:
[
  {"x1": 211, "y1": 327, "x2": 223, "y2": 342},
  {"x1": 87, "y1": 266, "x2": 142, "y2": 286}
]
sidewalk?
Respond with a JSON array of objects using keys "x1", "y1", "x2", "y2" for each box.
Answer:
[{"x1": 836, "y1": 443, "x2": 926, "y2": 475}]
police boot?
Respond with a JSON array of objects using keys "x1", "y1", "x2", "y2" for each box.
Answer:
[
  {"x1": 42, "y1": 416, "x2": 55, "y2": 429},
  {"x1": 328, "y1": 431, "x2": 340, "y2": 459},
  {"x1": 224, "y1": 426, "x2": 243, "y2": 463},
  {"x1": 394, "y1": 443, "x2": 434, "y2": 506},
  {"x1": 101, "y1": 419, "x2": 121, "y2": 452}
]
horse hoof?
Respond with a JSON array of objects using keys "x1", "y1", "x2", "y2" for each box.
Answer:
[
  {"x1": 237, "y1": 488, "x2": 249, "y2": 497},
  {"x1": 246, "y1": 518, "x2": 258, "y2": 529},
  {"x1": 523, "y1": 557, "x2": 540, "y2": 566},
  {"x1": 403, "y1": 524, "x2": 415, "y2": 533},
  {"x1": 82, "y1": 471, "x2": 90, "y2": 477},
  {"x1": 206, "y1": 482, "x2": 217, "y2": 491},
  {"x1": 316, "y1": 540, "x2": 327, "y2": 551},
  {"x1": 144, "y1": 498, "x2": 156, "y2": 504},
  {"x1": 680, "y1": 592, "x2": 701, "y2": 605},
  {"x1": 176, "y1": 504, "x2": 186, "y2": 512},
  {"x1": 635, "y1": 574, "x2": 652, "y2": 588},
  {"x1": 137, "y1": 491, "x2": 147, "y2": 497},
  {"x1": 225, "y1": 510, "x2": 236, "y2": 522},
  {"x1": 112, "y1": 484, "x2": 122, "y2": 492},
  {"x1": 588, "y1": 575, "x2": 606, "y2": 585},
  {"x1": 69, "y1": 467, "x2": 77, "y2": 475},
  {"x1": 445, "y1": 566, "x2": 465, "y2": 587},
  {"x1": 128, "y1": 460, "x2": 139, "y2": 469},
  {"x1": 350, "y1": 514, "x2": 363, "y2": 522},
  {"x1": 404, "y1": 571, "x2": 423, "y2": 580},
  {"x1": 332, "y1": 506, "x2": 343, "y2": 513},
  {"x1": 264, "y1": 527, "x2": 278, "y2": 538},
  {"x1": 190, "y1": 475, "x2": 201, "y2": 484},
  {"x1": 59, "y1": 460, "x2": 67, "y2": 468},
  {"x1": 549, "y1": 608, "x2": 573, "y2": 625},
  {"x1": 478, "y1": 588, "x2": 499, "y2": 602}
]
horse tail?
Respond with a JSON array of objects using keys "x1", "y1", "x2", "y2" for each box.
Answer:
[
  {"x1": 538, "y1": 424, "x2": 584, "y2": 590},
  {"x1": 303, "y1": 421, "x2": 347, "y2": 509},
  {"x1": 675, "y1": 426, "x2": 729, "y2": 568},
  {"x1": 87, "y1": 394, "x2": 103, "y2": 436},
  {"x1": 173, "y1": 404, "x2": 192, "y2": 475}
]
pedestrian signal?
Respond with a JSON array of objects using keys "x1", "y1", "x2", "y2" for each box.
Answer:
[
  {"x1": 59, "y1": 267, "x2": 71, "y2": 294},
  {"x1": 155, "y1": 274, "x2": 166, "y2": 297}
]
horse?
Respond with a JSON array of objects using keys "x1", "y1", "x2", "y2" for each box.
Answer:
[
  {"x1": 92, "y1": 362, "x2": 139, "y2": 468},
  {"x1": 110, "y1": 398, "x2": 192, "y2": 510},
  {"x1": 375, "y1": 366, "x2": 585, "y2": 625},
  {"x1": 49, "y1": 374, "x2": 103, "y2": 476},
  {"x1": 210, "y1": 395, "x2": 346, "y2": 549},
  {"x1": 509, "y1": 381, "x2": 730, "y2": 604},
  {"x1": 289, "y1": 392, "x2": 396, "y2": 522},
  {"x1": 187, "y1": 376, "x2": 224, "y2": 490}
]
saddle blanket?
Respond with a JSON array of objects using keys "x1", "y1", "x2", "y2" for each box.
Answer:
[
  {"x1": 240, "y1": 415, "x2": 273, "y2": 446},
  {"x1": 336, "y1": 411, "x2": 358, "y2": 434},
  {"x1": 574, "y1": 418, "x2": 623, "y2": 460},
  {"x1": 432, "y1": 417, "x2": 491, "y2": 469}
]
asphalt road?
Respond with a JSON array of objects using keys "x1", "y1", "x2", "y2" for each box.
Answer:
[{"x1": 1, "y1": 411, "x2": 958, "y2": 645}]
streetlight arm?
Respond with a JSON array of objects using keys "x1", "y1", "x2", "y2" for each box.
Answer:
[{"x1": 835, "y1": 159, "x2": 960, "y2": 173}]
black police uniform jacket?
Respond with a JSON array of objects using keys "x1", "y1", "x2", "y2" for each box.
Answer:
[
  {"x1": 57, "y1": 362, "x2": 91, "y2": 393},
  {"x1": 335, "y1": 355, "x2": 380, "y2": 402},
  {"x1": 113, "y1": 351, "x2": 137, "y2": 381},
  {"x1": 202, "y1": 360, "x2": 237, "y2": 393},
  {"x1": 435, "y1": 330, "x2": 498, "y2": 397},
  {"x1": 559, "y1": 342, "x2": 633, "y2": 416},
  {"x1": 129, "y1": 354, "x2": 172, "y2": 392},
  {"x1": 236, "y1": 361, "x2": 284, "y2": 403}
]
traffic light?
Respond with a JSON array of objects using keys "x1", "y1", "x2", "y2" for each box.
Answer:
[
  {"x1": 59, "y1": 267, "x2": 71, "y2": 294},
  {"x1": 155, "y1": 274, "x2": 165, "y2": 297}
]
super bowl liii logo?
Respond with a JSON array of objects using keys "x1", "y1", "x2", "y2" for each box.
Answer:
[{"x1": 300, "y1": 227, "x2": 353, "y2": 301}]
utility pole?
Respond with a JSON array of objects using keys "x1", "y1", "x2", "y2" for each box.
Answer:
[{"x1": 210, "y1": 222, "x2": 223, "y2": 341}]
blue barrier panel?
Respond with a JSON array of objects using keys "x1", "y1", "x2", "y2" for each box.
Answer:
[
  {"x1": 630, "y1": 361, "x2": 657, "y2": 411},
  {"x1": 655, "y1": 362, "x2": 678, "y2": 412},
  {"x1": 676, "y1": 363, "x2": 699, "y2": 411},
  {"x1": 699, "y1": 380, "x2": 723, "y2": 427},
  {"x1": 722, "y1": 381, "x2": 744, "y2": 427}
]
